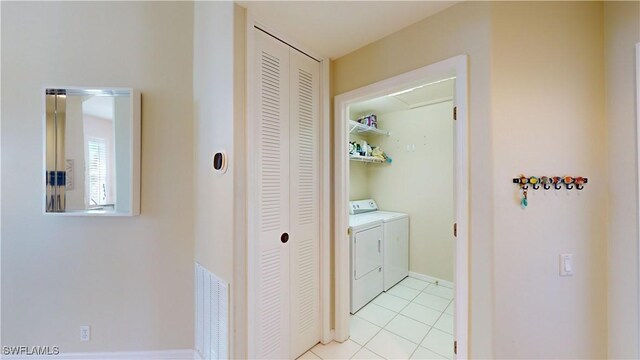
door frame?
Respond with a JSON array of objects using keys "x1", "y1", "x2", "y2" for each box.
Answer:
[
  {"x1": 636, "y1": 42, "x2": 640, "y2": 356},
  {"x1": 245, "y1": 12, "x2": 333, "y2": 359},
  {"x1": 333, "y1": 55, "x2": 470, "y2": 358}
]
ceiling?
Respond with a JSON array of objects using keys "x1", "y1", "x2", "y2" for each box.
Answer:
[
  {"x1": 83, "y1": 96, "x2": 114, "y2": 120},
  {"x1": 237, "y1": 1, "x2": 458, "y2": 59},
  {"x1": 350, "y1": 78, "x2": 455, "y2": 118}
]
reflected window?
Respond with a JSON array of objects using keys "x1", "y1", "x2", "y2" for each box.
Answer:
[{"x1": 87, "y1": 138, "x2": 108, "y2": 206}]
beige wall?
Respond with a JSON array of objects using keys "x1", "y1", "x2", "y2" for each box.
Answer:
[
  {"x1": 491, "y1": 2, "x2": 607, "y2": 358},
  {"x1": 193, "y1": 0, "x2": 236, "y2": 288},
  {"x1": 193, "y1": 2, "x2": 247, "y2": 358},
  {"x1": 333, "y1": 2, "x2": 494, "y2": 357},
  {"x1": 349, "y1": 162, "x2": 369, "y2": 201},
  {"x1": 335, "y1": 1, "x2": 613, "y2": 357},
  {"x1": 348, "y1": 133, "x2": 371, "y2": 201},
  {"x1": 605, "y1": 1, "x2": 640, "y2": 358},
  {"x1": 369, "y1": 103, "x2": 455, "y2": 282},
  {"x1": 1, "y1": 1, "x2": 194, "y2": 352}
]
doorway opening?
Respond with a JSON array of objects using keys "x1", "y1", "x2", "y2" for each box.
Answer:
[{"x1": 332, "y1": 56, "x2": 469, "y2": 359}]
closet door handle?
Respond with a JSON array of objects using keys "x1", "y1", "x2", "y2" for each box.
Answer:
[
  {"x1": 378, "y1": 239, "x2": 381, "y2": 252},
  {"x1": 281, "y1": 232, "x2": 289, "y2": 244}
]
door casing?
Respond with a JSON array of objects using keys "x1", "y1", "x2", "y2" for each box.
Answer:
[{"x1": 333, "y1": 55, "x2": 470, "y2": 358}]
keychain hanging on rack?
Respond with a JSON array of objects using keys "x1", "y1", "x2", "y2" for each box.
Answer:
[
  {"x1": 518, "y1": 175, "x2": 528, "y2": 208},
  {"x1": 512, "y1": 174, "x2": 589, "y2": 208}
]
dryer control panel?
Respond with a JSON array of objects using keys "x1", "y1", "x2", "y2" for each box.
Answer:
[{"x1": 349, "y1": 199, "x2": 378, "y2": 215}]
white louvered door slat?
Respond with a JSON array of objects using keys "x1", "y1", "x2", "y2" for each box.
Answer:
[
  {"x1": 252, "y1": 29, "x2": 291, "y2": 359},
  {"x1": 289, "y1": 48, "x2": 321, "y2": 359}
]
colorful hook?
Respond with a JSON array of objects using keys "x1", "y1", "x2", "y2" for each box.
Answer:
[
  {"x1": 563, "y1": 176, "x2": 574, "y2": 190},
  {"x1": 529, "y1": 176, "x2": 540, "y2": 190}
]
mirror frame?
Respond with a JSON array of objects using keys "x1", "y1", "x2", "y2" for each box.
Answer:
[{"x1": 42, "y1": 86, "x2": 141, "y2": 216}]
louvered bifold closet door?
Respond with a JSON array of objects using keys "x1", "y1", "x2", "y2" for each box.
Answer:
[
  {"x1": 251, "y1": 30, "x2": 291, "y2": 359},
  {"x1": 289, "y1": 48, "x2": 321, "y2": 358}
]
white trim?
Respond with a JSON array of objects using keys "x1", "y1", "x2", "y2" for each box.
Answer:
[
  {"x1": 636, "y1": 42, "x2": 640, "y2": 358},
  {"x1": 408, "y1": 271, "x2": 454, "y2": 289},
  {"x1": 320, "y1": 59, "x2": 332, "y2": 345},
  {"x1": 1, "y1": 349, "x2": 197, "y2": 360},
  {"x1": 245, "y1": 11, "x2": 332, "y2": 356},
  {"x1": 245, "y1": 11, "x2": 258, "y2": 359},
  {"x1": 334, "y1": 55, "x2": 469, "y2": 358}
]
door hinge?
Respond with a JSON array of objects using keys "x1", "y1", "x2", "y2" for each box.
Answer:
[
  {"x1": 454, "y1": 223, "x2": 457, "y2": 237},
  {"x1": 454, "y1": 340, "x2": 457, "y2": 355},
  {"x1": 453, "y1": 106, "x2": 457, "y2": 120},
  {"x1": 348, "y1": 228, "x2": 352, "y2": 236}
]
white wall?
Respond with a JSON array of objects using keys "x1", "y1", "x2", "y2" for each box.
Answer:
[
  {"x1": 193, "y1": 2, "x2": 246, "y2": 358},
  {"x1": 368, "y1": 102, "x2": 455, "y2": 282},
  {"x1": 113, "y1": 96, "x2": 132, "y2": 214},
  {"x1": 604, "y1": 1, "x2": 640, "y2": 358},
  {"x1": 64, "y1": 96, "x2": 86, "y2": 210},
  {"x1": 1, "y1": 1, "x2": 194, "y2": 352}
]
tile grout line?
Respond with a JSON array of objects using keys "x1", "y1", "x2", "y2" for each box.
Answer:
[
  {"x1": 358, "y1": 283, "x2": 436, "y2": 359},
  {"x1": 406, "y1": 288, "x2": 446, "y2": 360},
  {"x1": 317, "y1": 277, "x2": 450, "y2": 360},
  {"x1": 378, "y1": 282, "x2": 434, "y2": 357},
  {"x1": 414, "y1": 298, "x2": 455, "y2": 359},
  {"x1": 351, "y1": 288, "x2": 416, "y2": 359},
  {"x1": 422, "y1": 283, "x2": 455, "y2": 301}
]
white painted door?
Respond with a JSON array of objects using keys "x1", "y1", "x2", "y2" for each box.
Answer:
[
  {"x1": 250, "y1": 28, "x2": 321, "y2": 359},
  {"x1": 251, "y1": 29, "x2": 291, "y2": 359},
  {"x1": 289, "y1": 48, "x2": 321, "y2": 358}
]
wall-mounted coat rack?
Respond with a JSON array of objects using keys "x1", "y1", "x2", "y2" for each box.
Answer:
[{"x1": 512, "y1": 175, "x2": 588, "y2": 208}]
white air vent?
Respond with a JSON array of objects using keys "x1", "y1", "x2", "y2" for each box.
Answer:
[{"x1": 195, "y1": 263, "x2": 229, "y2": 360}]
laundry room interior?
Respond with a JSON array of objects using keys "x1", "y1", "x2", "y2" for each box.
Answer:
[{"x1": 348, "y1": 76, "x2": 456, "y2": 347}]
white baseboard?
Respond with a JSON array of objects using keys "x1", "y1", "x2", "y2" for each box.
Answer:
[
  {"x1": 2, "y1": 349, "x2": 197, "y2": 360},
  {"x1": 409, "y1": 271, "x2": 454, "y2": 289}
]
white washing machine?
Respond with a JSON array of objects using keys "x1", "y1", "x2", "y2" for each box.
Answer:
[
  {"x1": 349, "y1": 214, "x2": 383, "y2": 313},
  {"x1": 350, "y1": 199, "x2": 409, "y2": 292}
]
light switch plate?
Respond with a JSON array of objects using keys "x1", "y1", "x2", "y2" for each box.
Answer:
[{"x1": 560, "y1": 254, "x2": 573, "y2": 276}]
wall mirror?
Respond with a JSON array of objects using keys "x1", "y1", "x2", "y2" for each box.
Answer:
[{"x1": 44, "y1": 87, "x2": 141, "y2": 215}]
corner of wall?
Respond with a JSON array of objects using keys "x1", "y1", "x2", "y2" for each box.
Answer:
[
  {"x1": 232, "y1": 4, "x2": 248, "y2": 360},
  {"x1": 604, "y1": 1, "x2": 640, "y2": 358}
]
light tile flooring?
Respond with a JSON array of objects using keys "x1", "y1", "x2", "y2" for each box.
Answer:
[{"x1": 301, "y1": 276, "x2": 454, "y2": 360}]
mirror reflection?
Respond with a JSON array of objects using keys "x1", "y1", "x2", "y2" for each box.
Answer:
[{"x1": 45, "y1": 88, "x2": 133, "y2": 214}]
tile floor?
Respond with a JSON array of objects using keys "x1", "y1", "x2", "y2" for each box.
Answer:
[{"x1": 301, "y1": 276, "x2": 454, "y2": 360}]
